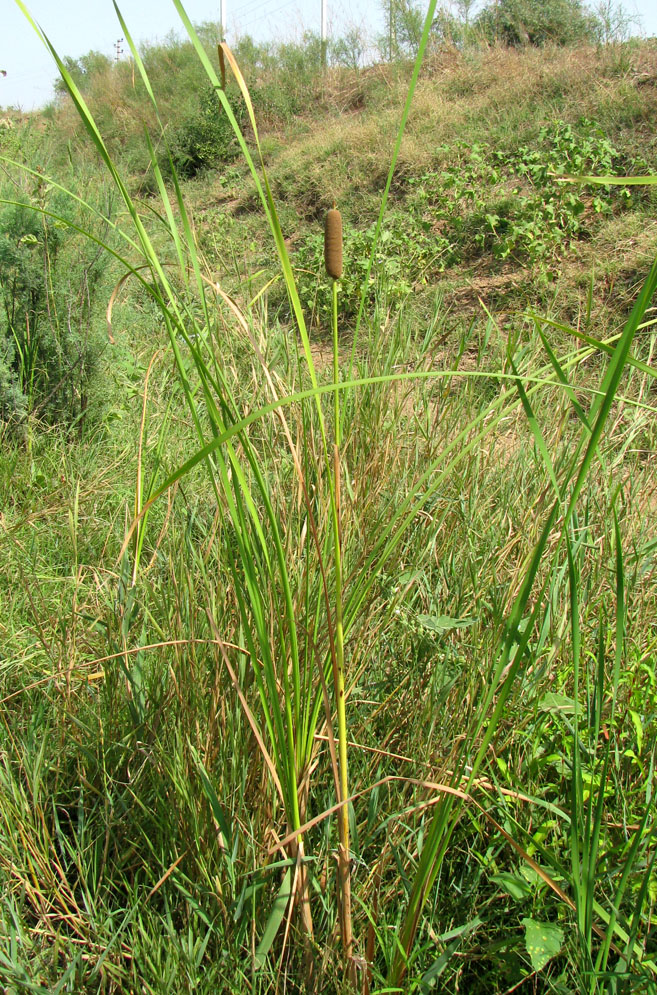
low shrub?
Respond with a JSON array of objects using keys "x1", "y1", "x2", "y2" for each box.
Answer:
[
  {"x1": 168, "y1": 83, "x2": 246, "y2": 178},
  {"x1": 0, "y1": 165, "x2": 111, "y2": 431},
  {"x1": 475, "y1": 0, "x2": 600, "y2": 47}
]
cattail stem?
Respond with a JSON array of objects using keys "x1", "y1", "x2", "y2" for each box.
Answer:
[
  {"x1": 333, "y1": 441, "x2": 353, "y2": 978},
  {"x1": 333, "y1": 278, "x2": 340, "y2": 445}
]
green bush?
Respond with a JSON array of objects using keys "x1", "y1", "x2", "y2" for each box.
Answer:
[
  {"x1": 475, "y1": 0, "x2": 600, "y2": 46},
  {"x1": 235, "y1": 33, "x2": 324, "y2": 124},
  {"x1": 53, "y1": 50, "x2": 113, "y2": 97},
  {"x1": 0, "y1": 167, "x2": 111, "y2": 431},
  {"x1": 168, "y1": 84, "x2": 246, "y2": 178},
  {"x1": 379, "y1": 0, "x2": 425, "y2": 59}
]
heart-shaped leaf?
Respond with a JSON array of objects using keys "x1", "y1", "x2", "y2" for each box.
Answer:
[{"x1": 522, "y1": 917, "x2": 563, "y2": 972}]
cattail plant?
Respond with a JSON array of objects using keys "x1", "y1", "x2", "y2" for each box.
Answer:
[
  {"x1": 324, "y1": 203, "x2": 354, "y2": 982},
  {"x1": 19, "y1": 4, "x2": 657, "y2": 992}
]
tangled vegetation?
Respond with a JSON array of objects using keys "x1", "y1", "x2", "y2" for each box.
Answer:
[{"x1": 1, "y1": 2, "x2": 657, "y2": 992}]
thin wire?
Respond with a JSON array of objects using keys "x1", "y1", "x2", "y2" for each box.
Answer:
[
  {"x1": 238, "y1": 0, "x2": 302, "y2": 33},
  {"x1": 235, "y1": 0, "x2": 285, "y2": 23}
]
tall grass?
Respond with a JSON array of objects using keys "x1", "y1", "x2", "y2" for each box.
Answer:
[{"x1": 2, "y1": 1, "x2": 657, "y2": 991}]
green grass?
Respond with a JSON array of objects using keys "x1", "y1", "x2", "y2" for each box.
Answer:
[{"x1": 1, "y1": 5, "x2": 657, "y2": 993}]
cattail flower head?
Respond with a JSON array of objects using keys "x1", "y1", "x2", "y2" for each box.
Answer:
[{"x1": 324, "y1": 207, "x2": 343, "y2": 280}]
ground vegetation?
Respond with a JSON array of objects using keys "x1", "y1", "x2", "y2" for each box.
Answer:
[{"x1": 1, "y1": 5, "x2": 657, "y2": 992}]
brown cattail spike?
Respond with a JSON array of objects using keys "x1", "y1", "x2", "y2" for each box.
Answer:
[{"x1": 324, "y1": 208, "x2": 343, "y2": 280}]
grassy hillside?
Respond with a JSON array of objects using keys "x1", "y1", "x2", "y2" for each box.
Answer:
[{"x1": 1, "y1": 16, "x2": 657, "y2": 994}]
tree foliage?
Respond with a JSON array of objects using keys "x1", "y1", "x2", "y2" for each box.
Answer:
[
  {"x1": 475, "y1": 0, "x2": 600, "y2": 47},
  {"x1": 380, "y1": 0, "x2": 425, "y2": 58},
  {"x1": 53, "y1": 51, "x2": 112, "y2": 97}
]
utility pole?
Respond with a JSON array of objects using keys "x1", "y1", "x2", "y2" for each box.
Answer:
[
  {"x1": 321, "y1": 0, "x2": 327, "y2": 66},
  {"x1": 389, "y1": 0, "x2": 393, "y2": 59},
  {"x1": 219, "y1": 0, "x2": 226, "y2": 40},
  {"x1": 114, "y1": 38, "x2": 124, "y2": 63}
]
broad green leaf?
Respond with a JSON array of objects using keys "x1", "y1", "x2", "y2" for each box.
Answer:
[
  {"x1": 522, "y1": 918, "x2": 564, "y2": 972},
  {"x1": 492, "y1": 872, "x2": 532, "y2": 900},
  {"x1": 417, "y1": 614, "x2": 476, "y2": 633},
  {"x1": 539, "y1": 692, "x2": 577, "y2": 715}
]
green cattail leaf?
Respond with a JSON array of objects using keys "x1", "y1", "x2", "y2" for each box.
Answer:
[{"x1": 254, "y1": 867, "x2": 292, "y2": 969}]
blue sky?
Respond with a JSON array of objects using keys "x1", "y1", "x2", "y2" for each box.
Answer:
[{"x1": 2, "y1": 0, "x2": 656, "y2": 110}]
